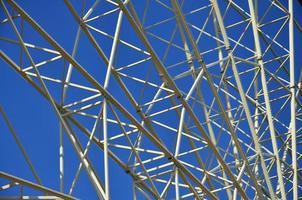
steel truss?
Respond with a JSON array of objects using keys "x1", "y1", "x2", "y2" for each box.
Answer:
[{"x1": 0, "y1": 0, "x2": 301, "y2": 199}]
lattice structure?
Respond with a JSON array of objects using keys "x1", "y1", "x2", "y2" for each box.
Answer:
[{"x1": 0, "y1": 0, "x2": 301, "y2": 199}]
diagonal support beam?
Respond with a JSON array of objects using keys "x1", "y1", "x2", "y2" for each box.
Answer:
[
  {"x1": 0, "y1": 106, "x2": 42, "y2": 186},
  {"x1": 0, "y1": 171, "x2": 77, "y2": 200}
]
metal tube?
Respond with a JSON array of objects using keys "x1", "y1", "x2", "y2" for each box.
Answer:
[{"x1": 289, "y1": 0, "x2": 297, "y2": 199}]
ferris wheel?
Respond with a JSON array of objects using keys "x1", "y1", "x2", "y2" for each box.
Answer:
[{"x1": 0, "y1": 0, "x2": 301, "y2": 199}]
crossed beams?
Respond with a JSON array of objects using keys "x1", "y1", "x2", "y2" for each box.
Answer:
[{"x1": 0, "y1": 0, "x2": 301, "y2": 199}]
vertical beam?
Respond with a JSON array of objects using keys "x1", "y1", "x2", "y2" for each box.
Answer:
[
  {"x1": 174, "y1": 68, "x2": 204, "y2": 199},
  {"x1": 59, "y1": 122, "x2": 64, "y2": 193},
  {"x1": 247, "y1": 0, "x2": 286, "y2": 199},
  {"x1": 210, "y1": 0, "x2": 278, "y2": 198},
  {"x1": 59, "y1": 123, "x2": 64, "y2": 192},
  {"x1": 103, "y1": 10, "x2": 124, "y2": 200},
  {"x1": 289, "y1": 0, "x2": 297, "y2": 199},
  {"x1": 212, "y1": 11, "x2": 236, "y2": 200},
  {"x1": 253, "y1": 0, "x2": 260, "y2": 179}
]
